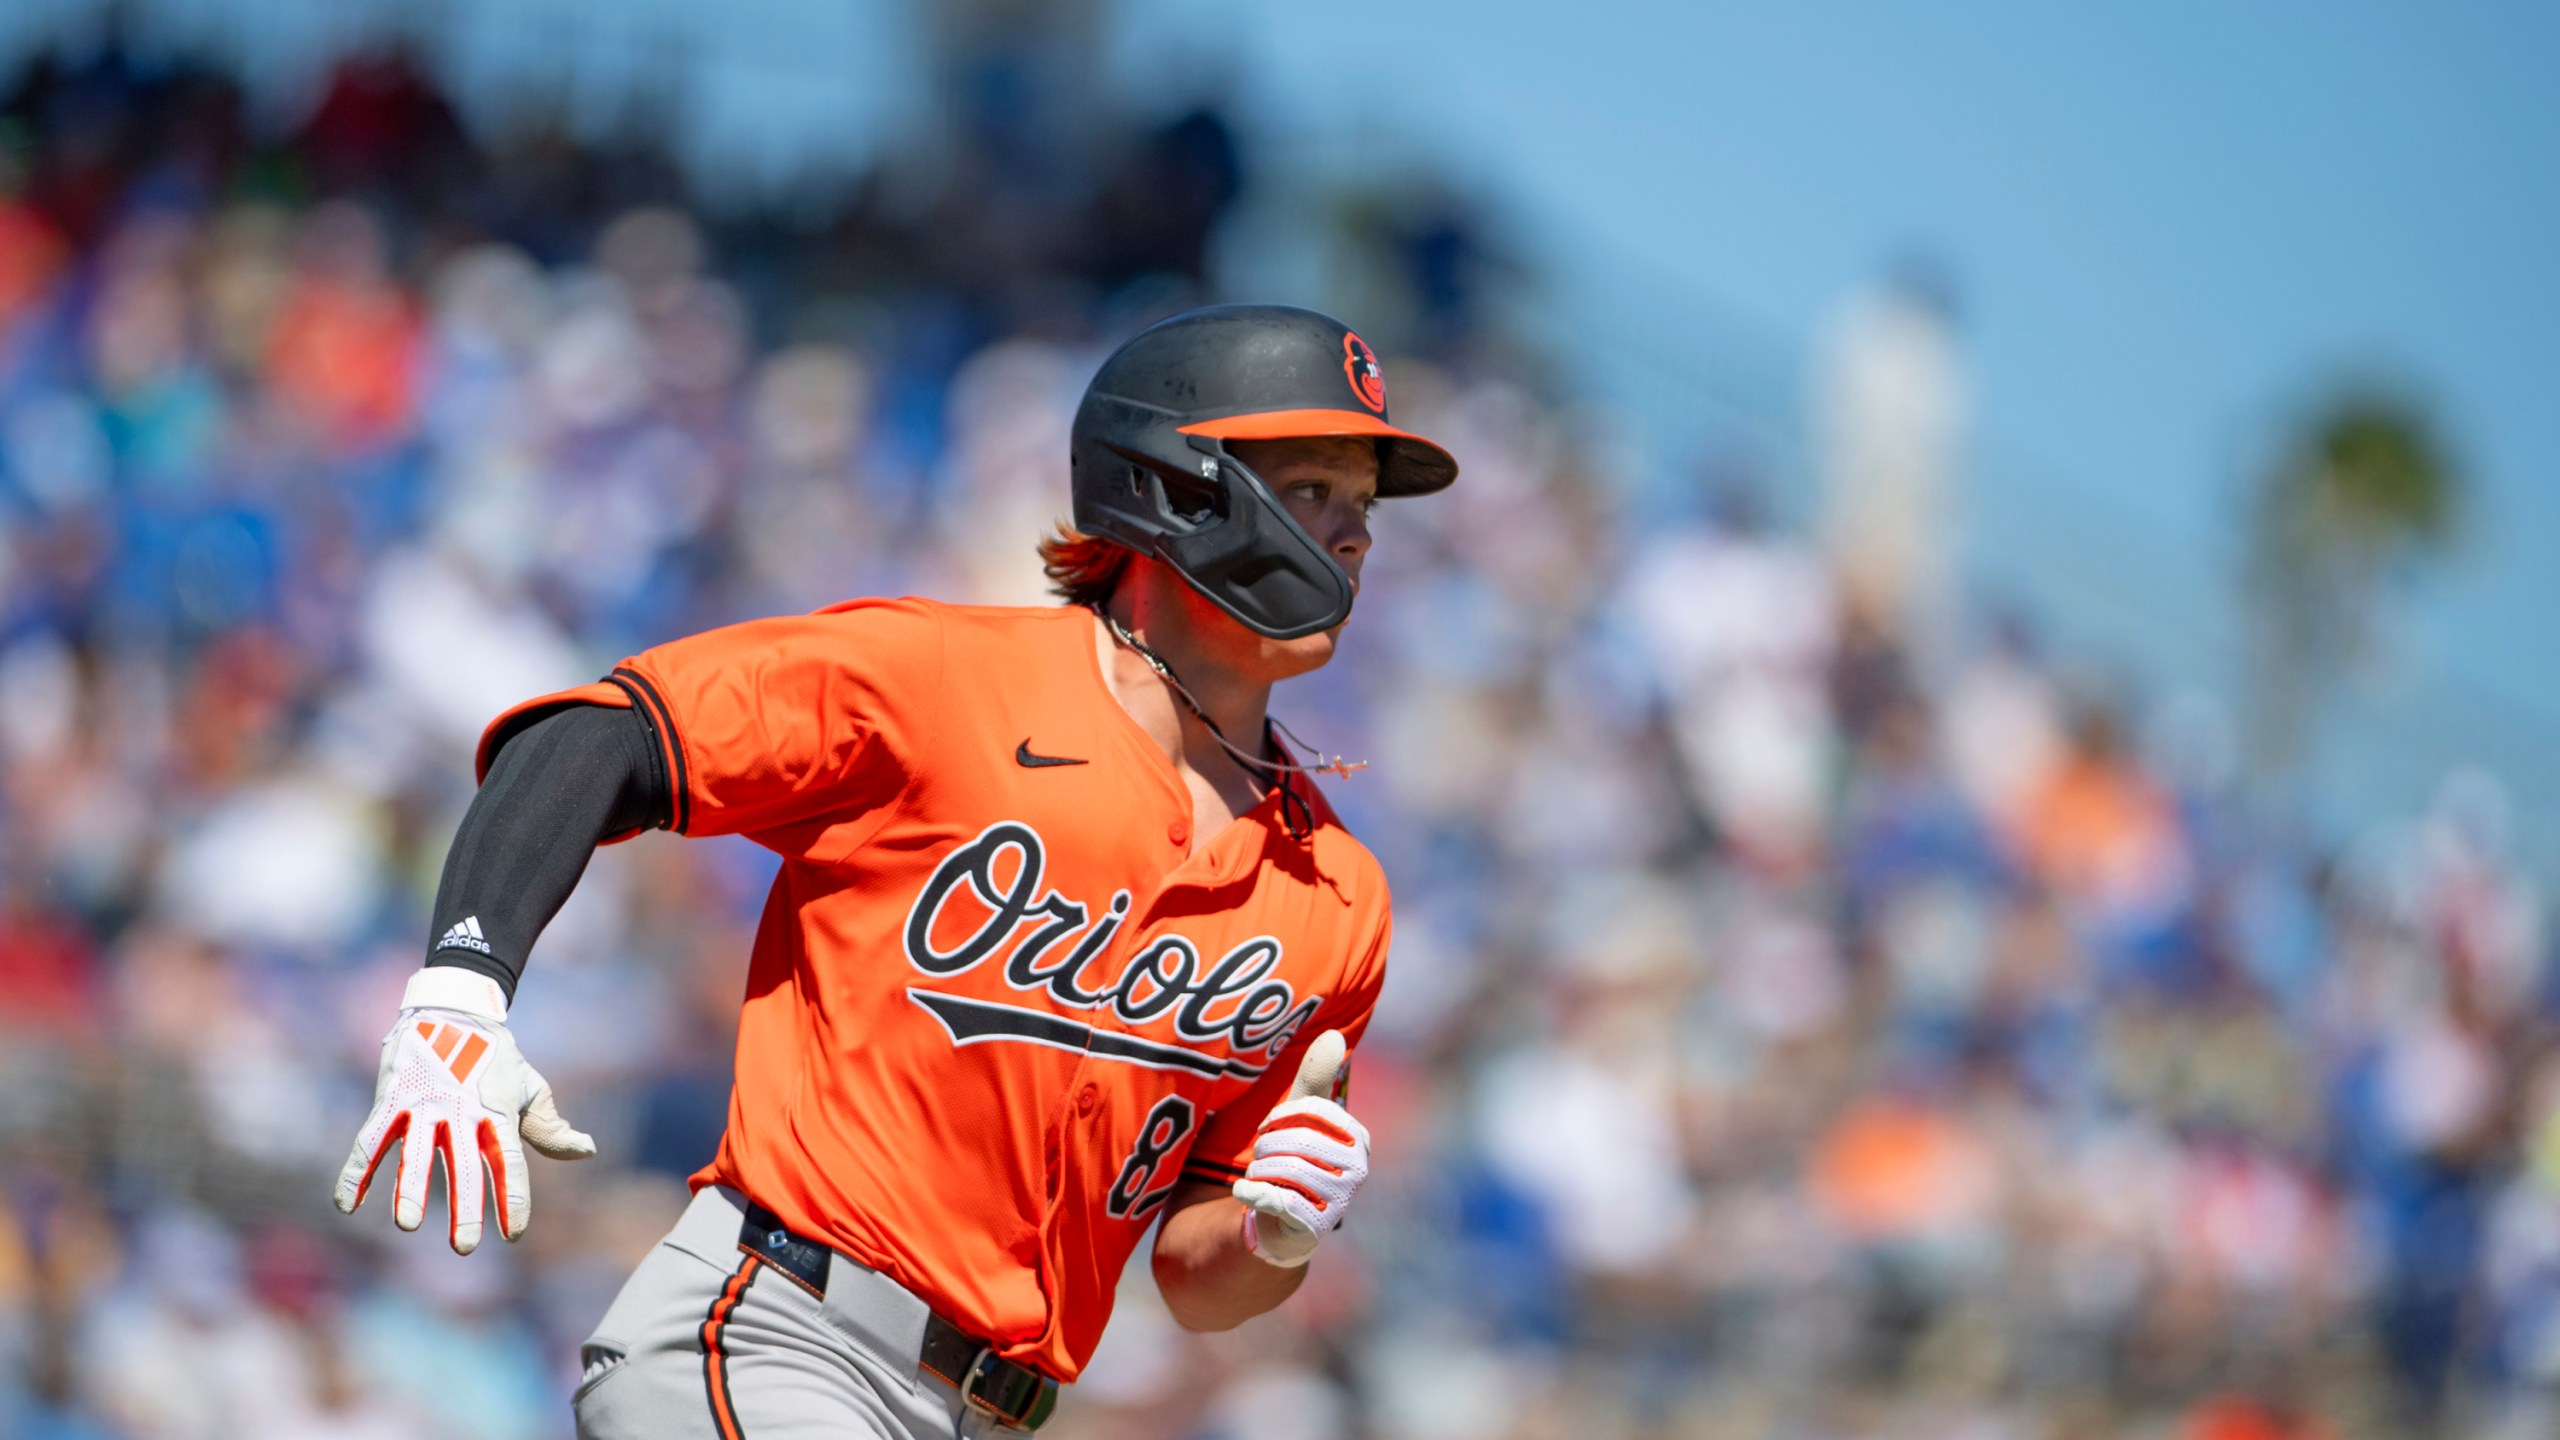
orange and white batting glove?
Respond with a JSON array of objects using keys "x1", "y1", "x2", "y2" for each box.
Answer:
[
  {"x1": 1232, "y1": 1029, "x2": 1371, "y2": 1268},
  {"x1": 333, "y1": 968, "x2": 595, "y2": 1254}
]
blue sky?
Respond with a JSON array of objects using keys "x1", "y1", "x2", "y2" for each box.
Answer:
[{"x1": 1110, "y1": 0, "x2": 2560, "y2": 829}]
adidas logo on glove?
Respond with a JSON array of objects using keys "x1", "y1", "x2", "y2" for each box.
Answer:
[{"x1": 436, "y1": 915, "x2": 495, "y2": 958}]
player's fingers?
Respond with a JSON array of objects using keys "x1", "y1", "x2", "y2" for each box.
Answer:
[
  {"x1": 334, "y1": 1108, "x2": 403, "y2": 1214},
  {"x1": 1288, "y1": 1029, "x2": 1348, "y2": 1101},
  {"x1": 332, "y1": 1144, "x2": 368, "y2": 1214},
  {"x1": 484, "y1": 1116, "x2": 534, "y2": 1241},
  {"x1": 520, "y1": 1068, "x2": 597, "y2": 1161},
  {"x1": 1258, "y1": 1096, "x2": 1370, "y2": 1150},
  {"x1": 1255, "y1": 1132, "x2": 1365, "y2": 1178},
  {"x1": 445, "y1": 1118, "x2": 486, "y2": 1255},
  {"x1": 394, "y1": 1114, "x2": 439, "y2": 1232},
  {"x1": 1243, "y1": 1155, "x2": 1352, "y2": 1215},
  {"x1": 1248, "y1": 1147, "x2": 1351, "y2": 1184},
  {"x1": 1254, "y1": 1134, "x2": 1366, "y2": 1186}
]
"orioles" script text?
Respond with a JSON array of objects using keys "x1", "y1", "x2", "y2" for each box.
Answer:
[{"x1": 902, "y1": 822, "x2": 1319, "y2": 1061}]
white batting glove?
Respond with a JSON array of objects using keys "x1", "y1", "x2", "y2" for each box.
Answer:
[
  {"x1": 333, "y1": 968, "x2": 595, "y2": 1254},
  {"x1": 1232, "y1": 1029, "x2": 1370, "y2": 1268}
]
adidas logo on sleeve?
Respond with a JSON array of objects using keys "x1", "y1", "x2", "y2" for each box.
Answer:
[{"x1": 435, "y1": 916, "x2": 496, "y2": 958}]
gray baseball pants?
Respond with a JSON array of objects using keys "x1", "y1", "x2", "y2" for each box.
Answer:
[{"x1": 573, "y1": 1185, "x2": 1029, "y2": 1440}]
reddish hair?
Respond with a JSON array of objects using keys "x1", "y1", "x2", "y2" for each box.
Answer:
[{"x1": 1037, "y1": 523, "x2": 1136, "y2": 608}]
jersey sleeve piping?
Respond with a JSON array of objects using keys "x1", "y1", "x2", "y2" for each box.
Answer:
[{"x1": 608, "y1": 665, "x2": 693, "y2": 834}]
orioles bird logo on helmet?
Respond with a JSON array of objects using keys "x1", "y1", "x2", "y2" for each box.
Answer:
[{"x1": 1342, "y1": 333, "x2": 1386, "y2": 413}]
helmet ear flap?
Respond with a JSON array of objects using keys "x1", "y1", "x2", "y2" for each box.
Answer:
[
  {"x1": 1073, "y1": 428, "x2": 1352, "y2": 639},
  {"x1": 1155, "y1": 445, "x2": 1351, "y2": 639}
]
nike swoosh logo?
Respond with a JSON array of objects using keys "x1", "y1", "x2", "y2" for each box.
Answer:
[{"x1": 1015, "y1": 740, "x2": 1087, "y2": 768}]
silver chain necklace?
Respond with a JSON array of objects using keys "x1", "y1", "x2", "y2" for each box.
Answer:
[{"x1": 1092, "y1": 606, "x2": 1370, "y2": 784}]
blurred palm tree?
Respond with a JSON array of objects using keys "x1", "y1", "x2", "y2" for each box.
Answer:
[{"x1": 2246, "y1": 386, "x2": 2463, "y2": 783}]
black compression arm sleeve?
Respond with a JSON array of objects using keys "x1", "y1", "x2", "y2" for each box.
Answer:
[{"x1": 423, "y1": 703, "x2": 671, "y2": 1002}]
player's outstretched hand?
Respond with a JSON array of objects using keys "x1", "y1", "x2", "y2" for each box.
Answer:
[
  {"x1": 1232, "y1": 1029, "x2": 1370, "y2": 1268},
  {"x1": 333, "y1": 968, "x2": 596, "y2": 1254}
]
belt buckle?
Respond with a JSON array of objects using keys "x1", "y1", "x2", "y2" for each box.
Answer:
[
  {"x1": 957, "y1": 1347, "x2": 1054, "y2": 1431},
  {"x1": 957, "y1": 1348, "x2": 1013, "y2": 1425}
]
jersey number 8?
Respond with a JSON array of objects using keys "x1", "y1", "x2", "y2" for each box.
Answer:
[{"x1": 1105, "y1": 1096, "x2": 1195, "y2": 1221}]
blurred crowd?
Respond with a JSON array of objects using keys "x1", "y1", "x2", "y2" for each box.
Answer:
[{"x1": 4, "y1": 30, "x2": 2560, "y2": 1440}]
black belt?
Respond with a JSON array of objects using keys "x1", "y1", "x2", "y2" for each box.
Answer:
[{"x1": 738, "y1": 1202, "x2": 1059, "y2": 1431}]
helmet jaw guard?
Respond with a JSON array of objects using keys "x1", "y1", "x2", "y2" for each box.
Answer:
[
  {"x1": 1073, "y1": 398, "x2": 1354, "y2": 640},
  {"x1": 1068, "y1": 304, "x2": 1455, "y2": 641}
]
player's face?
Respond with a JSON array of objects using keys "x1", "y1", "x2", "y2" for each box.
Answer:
[
  {"x1": 1247, "y1": 436, "x2": 1380, "y2": 588},
  {"x1": 1194, "y1": 436, "x2": 1380, "y2": 681}
]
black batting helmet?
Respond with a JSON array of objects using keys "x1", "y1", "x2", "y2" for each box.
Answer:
[{"x1": 1069, "y1": 304, "x2": 1458, "y2": 639}]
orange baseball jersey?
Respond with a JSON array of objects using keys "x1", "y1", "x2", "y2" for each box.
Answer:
[{"x1": 477, "y1": 597, "x2": 1391, "y2": 1380}]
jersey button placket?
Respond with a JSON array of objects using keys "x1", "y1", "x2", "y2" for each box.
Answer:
[{"x1": 1075, "y1": 1083, "x2": 1100, "y2": 1117}]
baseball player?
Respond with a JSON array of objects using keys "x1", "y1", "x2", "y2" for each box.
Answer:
[{"x1": 334, "y1": 304, "x2": 1457, "y2": 1437}]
